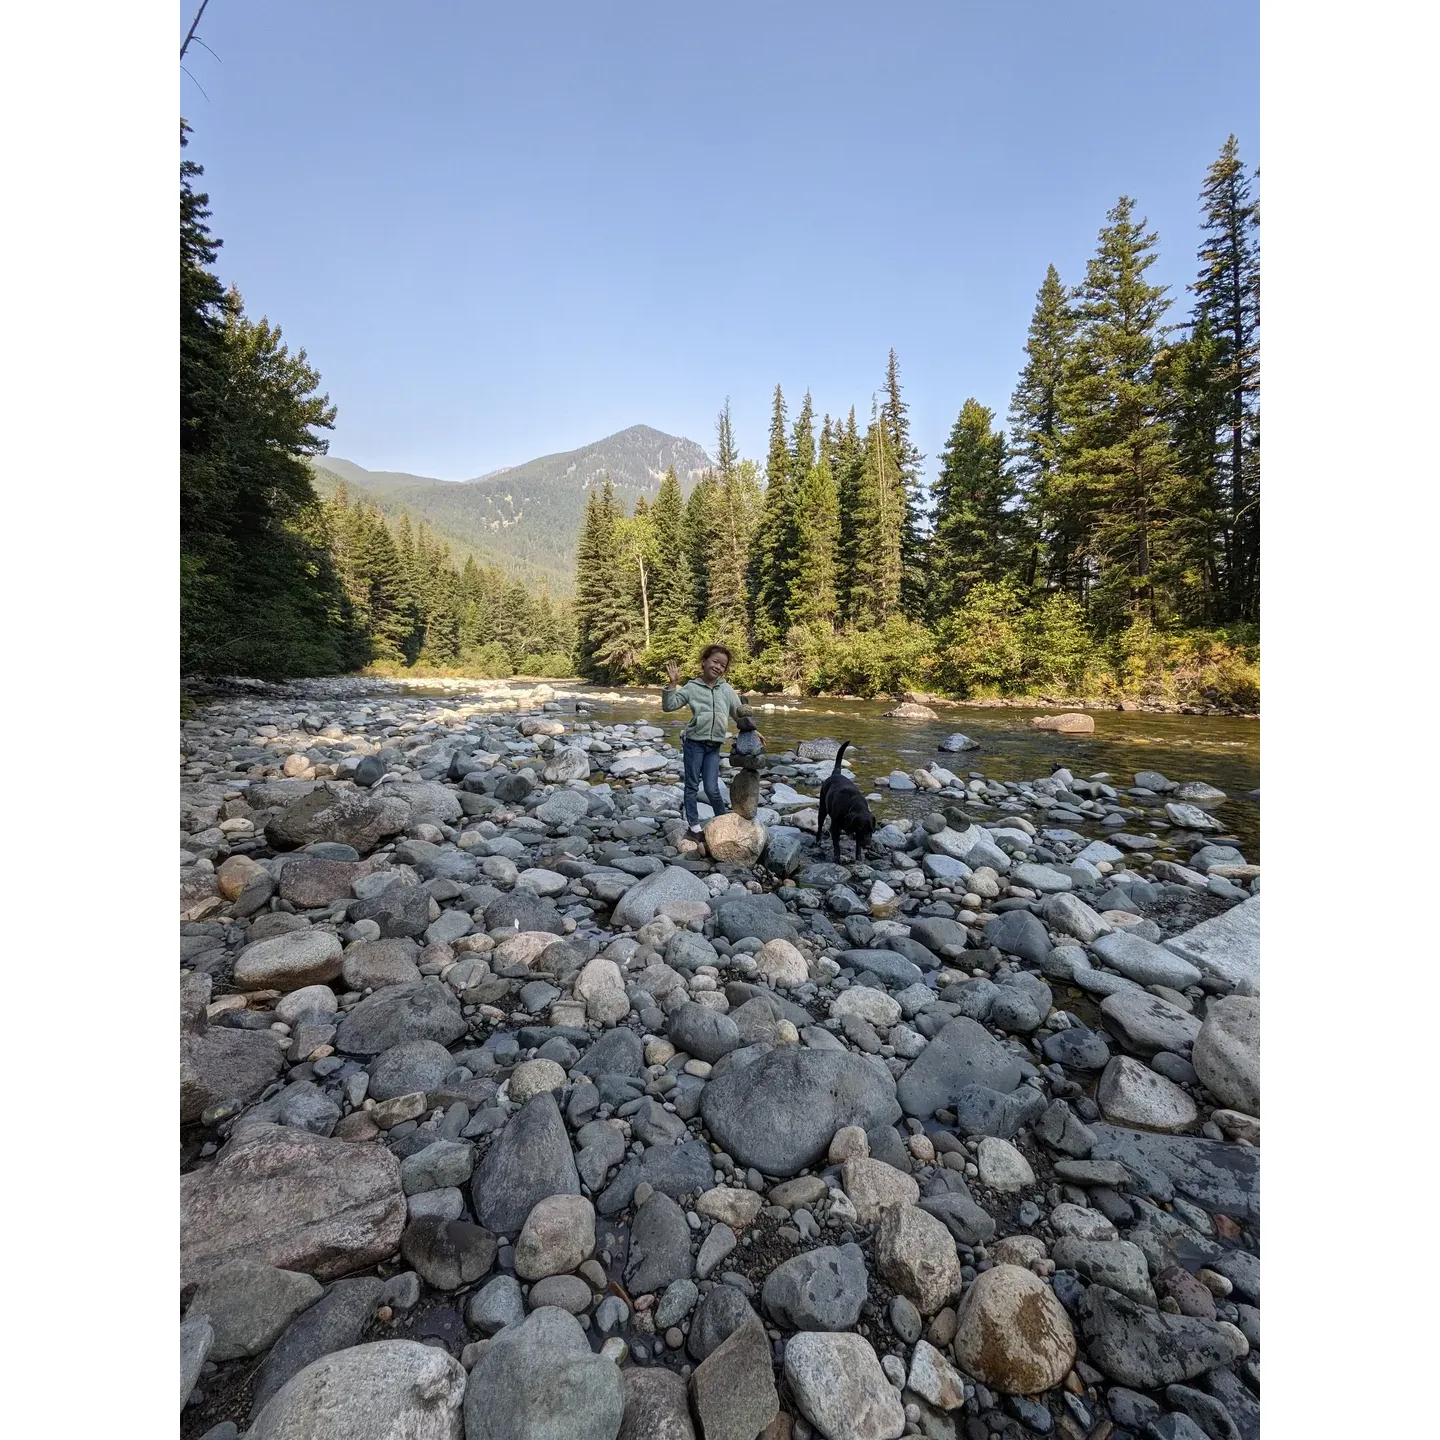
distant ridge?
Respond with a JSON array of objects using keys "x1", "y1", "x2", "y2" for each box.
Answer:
[{"x1": 309, "y1": 424, "x2": 712, "y2": 594}]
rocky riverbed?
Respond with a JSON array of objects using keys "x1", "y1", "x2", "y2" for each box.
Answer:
[{"x1": 179, "y1": 678, "x2": 1260, "y2": 1440}]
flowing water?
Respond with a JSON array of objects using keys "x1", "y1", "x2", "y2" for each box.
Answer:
[{"x1": 366, "y1": 680, "x2": 1260, "y2": 858}]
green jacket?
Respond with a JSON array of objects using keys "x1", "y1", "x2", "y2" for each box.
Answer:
[{"x1": 661, "y1": 678, "x2": 749, "y2": 743}]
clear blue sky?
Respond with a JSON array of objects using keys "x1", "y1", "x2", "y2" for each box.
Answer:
[{"x1": 180, "y1": 0, "x2": 1258, "y2": 481}]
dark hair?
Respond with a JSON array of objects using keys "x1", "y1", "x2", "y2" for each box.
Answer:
[{"x1": 699, "y1": 644, "x2": 732, "y2": 666}]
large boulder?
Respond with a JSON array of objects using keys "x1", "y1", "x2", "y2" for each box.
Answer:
[
  {"x1": 266, "y1": 786, "x2": 410, "y2": 855},
  {"x1": 334, "y1": 982, "x2": 467, "y2": 1056},
  {"x1": 1163, "y1": 896, "x2": 1260, "y2": 993},
  {"x1": 983, "y1": 910, "x2": 1052, "y2": 965},
  {"x1": 701, "y1": 1046, "x2": 901, "y2": 1177},
  {"x1": 1031, "y1": 712, "x2": 1094, "y2": 733},
  {"x1": 689, "y1": 1316, "x2": 779, "y2": 1440},
  {"x1": 951, "y1": 1263, "x2": 1077, "y2": 1394},
  {"x1": 619, "y1": 1368, "x2": 695, "y2": 1440},
  {"x1": 463, "y1": 1306, "x2": 623, "y2": 1440},
  {"x1": 181, "y1": 1125, "x2": 406, "y2": 1287},
  {"x1": 1097, "y1": 1056, "x2": 1199, "y2": 1131},
  {"x1": 612, "y1": 865, "x2": 712, "y2": 929},
  {"x1": 703, "y1": 813, "x2": 766, "y2": 865},
  {"x1": 391, "y1": 781, "x2": 464, "y2": 828},
  {"x1": 250, "y1": 1277, "x2": 386, "y2": 1415},
  {"x1": 783, "y1": 1331, "x2": 906, "y2": 1440},
  {"x1": 180, "y1": 1027, "x2": 285, "y2": 1123},
  {"x1": 469, "y1": 1092, "x2": 580, "y2": 1236},
  {"x1": 1077, "y1": 1285, "x2": 1248, "y2": 1388},
  {"x1": 233, "y1": 931, "x2": 344, "y2": 993},
  {"x1": 762, "y1": 1244, "x2": 869, "y2": 1331},
  {"x1": 1092, "y1": 931, "x2": 1203, "y2": 990},
  {"x1": 1192, "y1": 994, "x2": 1260, "y2": 1114},
  {"x1": 1099, "y1": 990, "x2": 1202, "y2": 1056},
  {"x1": 247, "y1": 1339, "x2": 467, "y2": 1440},
  {"x1": 874, "y1": 1205, "x2": 961, "y2": 1315},
  {"x1": 895, "y1": 1017, "x2": 1026, "y2": 1119},
  {"x1": 183, "y1": 1260, "x2": 323, "y2": 1361}
]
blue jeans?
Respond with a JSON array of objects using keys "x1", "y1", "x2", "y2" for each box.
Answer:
[{"x1": 682, "y1": 738, "x2": 728, "y2": 827}]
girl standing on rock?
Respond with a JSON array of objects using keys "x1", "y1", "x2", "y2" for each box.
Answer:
[{"x1": 663, "y1": 645, "x2": 756, "y2": 835}]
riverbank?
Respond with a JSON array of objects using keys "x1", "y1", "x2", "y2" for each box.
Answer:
[
  {"x1": 180, "y1": 683, "x2": 1259, "y2": 1440},
  {"x1": 186, "y1": 673, "x2": 1257, "y2": 720}
]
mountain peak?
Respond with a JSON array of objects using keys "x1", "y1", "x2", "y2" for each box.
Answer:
[{"x1": 309, "y1": 424, "x2": 712, "y2": 593}]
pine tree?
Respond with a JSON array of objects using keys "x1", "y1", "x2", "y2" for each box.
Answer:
[
  {"x1": 846, "y1": 411, "x2": 905, "y2": 627},
  {"x1": 1054, "y1": 197, "x2": 1180, "y2": 628},
  {"x1": 931, "y1": 399, "x2": 1019, "y2": 615},
  {"x1": 574, "y1": 482, "x2": 625, "y2": 678},
  {"x1": 683, "y1": 473, "x2": 716, "y2": 621},
  {"x1": 650, "y1": 467, "x2": 694, "y2": 650},
  {"x1": 751, "y1": 384, "x2": 796, "y2": 646},
  {"x1": 833, "y1": 408, "x2": 866, "y2": 624},
  {"x1": 1191, "y1": 135, "x2": 1260, "y2": 621},
  {"x1": 883, "y1": 350, "x2": 928, "y2": 614},
  {"x1": 702, "y1": 397, "x2": 760, "y2": 650},
  {"x1": 1008, "y1": 265, "x2": 1077, "y2": 590},
  {"x1": 790, "y1": 451, "x2": 839, "y2": 629}
]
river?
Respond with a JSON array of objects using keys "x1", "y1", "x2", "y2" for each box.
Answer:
[{"x1": 338, "y1": 679, "x2": 1260, "y2": 858}]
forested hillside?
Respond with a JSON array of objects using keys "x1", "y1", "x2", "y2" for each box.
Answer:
[
  {"x1": 179, "y1": 126, "x2": 571, "y2": 679},
  {"x1": 574, "y1": 138, "x2": 1259, "y2": 708},
  {"x1": 308, "y1": 426, "x2": 712, "y2": 594}
]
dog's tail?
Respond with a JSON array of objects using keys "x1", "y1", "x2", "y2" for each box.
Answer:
[{"x1": 831, "y1": 740, "x2": 852, "y2": 775}]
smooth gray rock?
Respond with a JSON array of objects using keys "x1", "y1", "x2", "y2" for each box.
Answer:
[
  {"x1": 1088, "y1": 1125, "x2": 1260, "y2": 1221},
  {"x1": 466, "y1": 1274, "x2": 526, "y2": 1334},
  {"x1": 1051, "y1": 1237, "x2": 1156, "y2": 1305},
  {"x1": 919, "y1": 1190, "x2": 997, "y2": 1246},
  {"x1": 984, "y1": 910, "x2": 1052, "y2": 964},
  {"x1": 572, "y1": 1026, "x2": 644, "y2": 1079},
  {"x1": 667, "y1": 1002, "x2": 742, "y2": 1063},
  {"x1": 1093, "y1": 931, "x2": 1203, "y2": 990},
  {"x1": 714, "y1": 895, "x2": 799, "y2": 943},
  {"x1": 896, "y1": 1016, "x2": 1026, "y2": 1119},
  {"x1": 180, "y1": 1314, "x2": 213, "y2": 1410},
  {"x1": 185, "y1": 1260, "x2": 324, "y2": 1361},
  {"x1": 334, "y1": 982, "x2": 467, "y2": 1057},
  {"x1": 463, "y1": 1306, "x2": 624, "y2": 1440},
  {"x1": 247, "y1": 1339, "x2": 467, "y2": 1440},
  {"x1": 469, "y1": 1092, "x2": 580, "y2": 1235},
  {"x1": 1162, "y1": 897, "x2": 1260, "y2": 993},
  {"x1": 783, "y1": 1331, "x2": 906, "y2": 1440},
  {"x1": 1097, "y1": 1056, "x2": 1199, "y2": 1131},
  {"x1": 950, "y1": 1083, "x2": 1047, "y2": 1139},
  {"x1": 761, "y1": 1243, "x2": 868, "y2": 1331},
  {"x1": 367, "y1": 1040, "x2": 456, "y2": 1102},
  {"x1": 596, "y1": 1137, "x2": 714, "y2": 1217},
  {"x1": 689, "y1": 1316, "x2": 779, "y2": 1440},
  {"x1": 399, "y1": 1215, "x2": 496, "y2": 1290},
  {"x1": 619, "y1": 1367, "x2": 696, "y2": 1440},
  {"x1": 250, "y1": 1277, "x2": 385, "y2": 1414},
  {"x1": 612, "y1": 865, "x2": 712, "y2": 929},
  {"x1": 700, "y1": 1045, "x2": 901, "y2": 1176},
  {"x1": 1101, "y1": 991, "x2": 1203, "y2": 1056},
  {"x1": 624, "y1": 1192, "x2": 694, "y2": 1295},
  {"x1": 265, "y1": 787, "x2": 411, "y2": 855},
  {"x1": 687, "y1": 1281, "x2": 757, "y2": 1361},
  {"x1": 1192, "y1": 994, "x2": 1260, "y2": 1114},
  {"x1": 842, "y1": 949, "x2": 925, "y2": 986},
  {"x1": 1078, "y1": 1285, "x2": 1248, "y2": 1387}
]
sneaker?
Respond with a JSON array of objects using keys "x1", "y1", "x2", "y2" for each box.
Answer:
[{"x1": 688, "y1": 824, "x2": 704, "y2": 836}]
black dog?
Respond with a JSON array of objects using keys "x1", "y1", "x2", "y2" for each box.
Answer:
[{"x1": 816, "y1": 740, "x2": 876, "y2": 862}]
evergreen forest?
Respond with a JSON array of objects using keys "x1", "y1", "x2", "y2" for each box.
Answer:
[
  {"x1": 182, "y1": 121, "x2": 1257, "y2": 707},
  {"x1": 574, "y1": 138, "x2": 1258, "y2": 708},
  {"x1": 179, "y1": 124, "x2": 572, "y2": 681}
]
